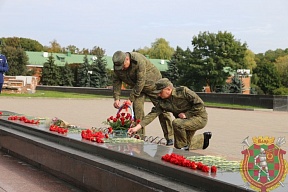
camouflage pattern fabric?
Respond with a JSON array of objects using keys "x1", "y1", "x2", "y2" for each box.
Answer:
[
  {"x1": 113, "y1": 52, "x2": 173, "y2": 140},
  {"x1": 140, "y1": 86, "x2": 208, "y2": 149}
]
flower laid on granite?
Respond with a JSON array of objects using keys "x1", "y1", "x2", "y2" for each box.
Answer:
[
  {"x1": 7, "y1": 116, "x2": 40, "y2": 124},
  {"x1": 103, "y1": 113, "x2": 141, "y2": 131},
  {"x1": 52, "y1": 117, "x2": 70, "y2": 128},
  {"x1": 0, "y1": 112, "x2": 2, "y2": 115},
  {"x1": 49, "y1": 125, "x2": 68, "y2": 134},
  {"x1": 81, "y1": 129, "x2": 105, "y2": 143},
  {"x1": 161, "y1": 153, "x2": 217, "y2": 173}
]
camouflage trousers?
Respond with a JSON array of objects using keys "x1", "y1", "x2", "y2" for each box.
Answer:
[
  {"x1": 173, "y1": 115, "x2": 208, "y2": 150},
  {"x1": 132, "y1": 92, "x2": 173, "y2": 140}
]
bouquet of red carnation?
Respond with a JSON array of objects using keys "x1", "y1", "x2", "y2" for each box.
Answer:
[
  {"x1": 104, "y1": 113, "x2": 141, "y2": 131},
  {"x1": 103, "y1": 104, "x2": 141, "y2": 131}
]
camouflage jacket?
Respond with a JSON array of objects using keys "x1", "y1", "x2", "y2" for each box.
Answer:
[
  {"x1": 140, "y1": 86, "x2": 208, "y2": 127},
  {"x1": 113, "y1": 52, "x2": 161, "y2": 102}
]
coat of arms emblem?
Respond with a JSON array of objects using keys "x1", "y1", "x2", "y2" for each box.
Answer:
[{"x1": 240, "y1": 136, "x2": 287, "y2": 191}]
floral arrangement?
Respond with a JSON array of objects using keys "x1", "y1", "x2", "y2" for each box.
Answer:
[
  {"x1": 161, "y1": 153, "x2": 217, "y2": 173},
  {"x1": 7, "y1": 115, "x2": 40, "y2": 125},
  {"x1": 49, "y1": 125, "x2": 68, "y2": 134},
  {"x1": 81, "y1": 129, "x2": 109, "y2": 143},
  {"x1": 103, "y1": 113, "x2": 141, "y2": 131},
  {"x1": 52, "y1": 117, "x2": 70, "y2": 128}
]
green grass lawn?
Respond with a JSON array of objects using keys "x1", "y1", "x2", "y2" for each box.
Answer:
[
  {"x1": 1, "y1": 90, "x2": 268, "y2": 109},
  {"x1": 1, "y1": 90, "x2": 111, "y2": 99}
]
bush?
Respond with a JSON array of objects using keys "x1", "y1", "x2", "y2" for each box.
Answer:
[{"x1": 273, "y1": 87, "x2": 288, "y2": 95}]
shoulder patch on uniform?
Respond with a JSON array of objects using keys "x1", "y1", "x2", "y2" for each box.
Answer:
[{"x1": 176, "y1": 87, "x2": 184, "y2": 92}]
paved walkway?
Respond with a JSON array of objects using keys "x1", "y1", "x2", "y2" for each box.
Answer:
[{"x1": 1, "y1": 97, "x2": 288, "y2": 191}]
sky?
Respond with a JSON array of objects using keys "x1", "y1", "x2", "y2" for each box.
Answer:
[{"x1": 1, "y1": 0, "x2": 288, "y2": 56}]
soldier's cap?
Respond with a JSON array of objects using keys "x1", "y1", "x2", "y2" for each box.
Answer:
[
  {"x1": 153, "y1": 78, "x2": 172, "y2": 94},
  {"x1": 112, "y1": 51, "x2": 126, "y2": 70}
]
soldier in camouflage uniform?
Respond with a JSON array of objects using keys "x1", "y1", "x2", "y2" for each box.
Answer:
[
  {"x1": 112, "y1": 51, "x2": 174, "y2": 145},
  {"x1": 128, "y1": 78, "x2": 212, "y2": 150}
]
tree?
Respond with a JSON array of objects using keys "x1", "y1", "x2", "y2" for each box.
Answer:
[
  {"x1": 136, "y1": 38, "x2": 175, "y2": 59},
  {"x1": 179, "y1": 31, "x2": 247, "y2": 92},
  {"x1": 243, "y1": 49, "x2": 257, "y2": 73},
  {"x1": 90, "y1": 46, "x2": 105, "y2": 55},
  {"x1": 274, "y1": 55, "x2": 288, "y2": 87},
  {"x1": 65, "y1": 45, "x2": 79, "y2": 54},
  {"x1": 59, "y1": 63, "x2": 74, "y2": 86},
  {"x1": 1, "y1": 45, "x2": 29, "y2": 76},
  {"x1": 40, "y1": 54, "x2": 60, "y2": 85},
  {"x1": 78, "y1": 55, "x2": 91, "y2": 87},
  {"x1": 216, "y1": 74, "x2": 245, "y2": 93},
  {"x1": 264, "y1": 49, "x2": 287, "y2": 62},
  {"x1": 20, "y1": 38, "x2": 43, "y2": 51},
  {"x1": 253, "y1": 59, "x2": 281, "y2": 95},
  {"x1": 79, "y1": 48, "x2": 89, "y2": 55},
  {"x1": 48, "y1": 39, "x2": 62, "y2": 53},
  {"x1": 163, "y1": 46, "x2": 182, "y2": 85},
  {"x1": 90, "y1": 50, "x2": 108, "y2": 88}
]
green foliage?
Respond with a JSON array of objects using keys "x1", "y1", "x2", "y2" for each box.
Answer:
[
  {"x1": 40, "y1": 55, "x2": 60, "y2": 85},
  {"x1": 1, "y1": 37, "x2": 43, "y2": 51},
  {"x1": 20, "y1": 38, "x2": 43, "y2": 51},
  {"x1": 64, "y1": 45, "x2": 79, "y2": 54},
  {"x1": 163, "y1": 46, "x2": 181, "y2": 85},
  {"x1": 106, "y1": 69, "x2": 114, "y2": 86},
  {"x1": 216, "y1": 75, "x2": 245, "y2": 93},
  {"x1": 136, "y1": 38, "x2": 175, "y2": 59},
  {"x1": 253, "y1": 59, "x2": 281, "y2": 95},
  {"x1": 250, "y1": 84, "x2": 264, "y2": 95},
  {"x1": 175, "y1": 31, "x2": 247, "y2": 92},
  {"x1": 243, "y1": 49, "x2": 257, "y2": 73},
  {"x1": 90, "y1": 50, "x2": 108, "y2": 88},
  {"x1": 274, "y1": 55, "x2": 288, "y2": 87},
  {"x1": 273, "y1": 87, "x2": 288, "y2": 95},
  {"x1": 78, "y1": 55, "x2": 91, "y2": 87},
  {"x1": 1, "y1": 46, "x2": 29, "y2": 76},
  {"x1": 263, "y1": 48, "x2": 287, "y2": 62},
  {"x1": 59, "y1": 63, "x2": 74, "y2": 86}
]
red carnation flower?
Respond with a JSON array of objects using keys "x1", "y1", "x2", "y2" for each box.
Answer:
[
  {"x1": 113, "y1": 118, "x2": 117, "y2": 122},
  {"x1": 116, "y1": 114, "x2": 120, "y2": 118},
  {"x1": 211, "y1": 166, "x2": 217, "y2": 173},
  {"x1": 201, "y1": 165, "x2": 209, "y2": 172}
]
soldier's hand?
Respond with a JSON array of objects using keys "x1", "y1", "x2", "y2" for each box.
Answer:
[
  {"x1": 124, "y1": 100, "x2": 132, "y2": 106},
  {"x1": 178, "y1": 113, "x2": 187, "y2": 119},
  {"x1": 128, "y1": 124, "x2": 142, "y2": 134},
  {"x1": 114, "y1": 100, "x2": 121, "y2": 109}
]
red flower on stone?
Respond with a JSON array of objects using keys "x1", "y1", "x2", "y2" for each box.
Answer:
[
  {"x1": 211, "y1": 166, "x2": 217, "y2": 173},
  {"x1": 161, "y1": 153, "x2": 216, "y2": 174},
  {"x1": 201, "y1": 165, "x2": 210, "y2": 172}
]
